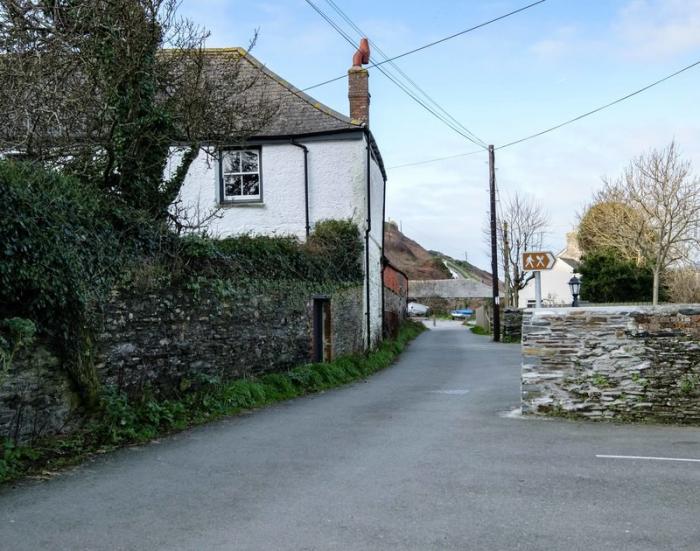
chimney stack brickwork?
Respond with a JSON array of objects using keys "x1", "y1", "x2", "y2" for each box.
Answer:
[{"x1": 348, "y1": 68, "x2": 370, "y2": 126}]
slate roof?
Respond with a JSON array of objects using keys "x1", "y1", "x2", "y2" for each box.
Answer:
[
  {"x1": 206, "y1": 48, "x2": 362, "y2": 136},
  {"x1": 201, "y1": 48, "x2": 386, "y2": 179}
]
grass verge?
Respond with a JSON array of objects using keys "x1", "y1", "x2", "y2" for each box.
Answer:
[
  {"x1": 469, "y1": 325, "x2": 490, "y2": 336},
  {"x1": 1, "y1": 320, "x2": 425, "y2": 484}
]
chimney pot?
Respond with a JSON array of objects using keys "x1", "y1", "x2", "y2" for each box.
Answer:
[{"x1": 349, "y1": 38, "x2": 370, "y2": 126}]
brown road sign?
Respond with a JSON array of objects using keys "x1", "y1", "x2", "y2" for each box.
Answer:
[{"x1": 522, "y1": 251, "x2": 556, "y2": 271}]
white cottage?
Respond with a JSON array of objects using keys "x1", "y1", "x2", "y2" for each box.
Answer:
[
  {"x1": 170, "y1": 44, "x2": 387, "y2": 349},
  {"x1": 518, "y1": 232, "x2": 581, "y2": 308}
]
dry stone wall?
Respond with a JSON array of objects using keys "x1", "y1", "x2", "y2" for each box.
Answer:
[
  {"x1": 0, "y1": 345, "x2": 76, "y2": 443},
  {"x1": 502, "y1": 308, "x2": 523, "y2": 342},
  {"x1": 522, "y1": 305, "x2": 700, "y2": 423},
  {"x1": 1, "y1": 283, "x2": 364, "y2": 442}
]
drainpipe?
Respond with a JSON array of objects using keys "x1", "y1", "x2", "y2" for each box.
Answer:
[
  {"x1": 380, "y1": 153, "x2": 387, "y2": 338},
  {"x1": 365, "y1": 134, "x2": 372, "y2": 351},
  {"x1": 290, "y1": 140, "x2": 310, "y2": 238}
]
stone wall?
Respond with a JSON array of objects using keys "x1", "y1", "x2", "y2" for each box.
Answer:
[
  {"x1": 98, "y1": 284, "x2": 310, "y2": 397},
  {"x1": 419, "y1": 297, "x2": 487, "y2": 316},
  {"x1": 409, "y1": 279, "x2": 491, "y2": 300},
  {"x1": 0, "y1": 344, "x2": 76, "y2": 443},
  {"x1": 1, "y1": 283, "x2": 364, "y2": 442},
  {"x1": 384, "y1": 288, "x2": 407, "y2": 339},
  {"x1": 330, "y1": 286, "x2": 364, "y2": 357},
  {"x1": 502, "y1": 308, "x2": 523, "y2": 342},
  {"x1": 522, "y1": 305, "x2": 700, "y2": 423}
]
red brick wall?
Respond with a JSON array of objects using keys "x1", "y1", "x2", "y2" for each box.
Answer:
[{"x1": 383, "y1": 264, "x2": 407, "y2": 296}]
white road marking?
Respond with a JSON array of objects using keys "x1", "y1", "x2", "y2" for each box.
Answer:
[
  {"x1": 430, "y1": 389, "x2": 470, "y2": 395},
  {"x1": 596, "y1": 454, "x2": 700, "y2": 463}
]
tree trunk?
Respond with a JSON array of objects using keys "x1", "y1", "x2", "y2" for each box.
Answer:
[{"x1": 652, "y1": 268, "x2": 660, "y2": 306}]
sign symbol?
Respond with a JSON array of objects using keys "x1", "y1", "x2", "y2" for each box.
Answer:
[{"x1": 522, "y1": 251, "x2": 555, "y2": 271}]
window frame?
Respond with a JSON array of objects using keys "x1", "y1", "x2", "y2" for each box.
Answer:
[{"x1": 218, "y1": 146, "x2": 263, "y2": 205}]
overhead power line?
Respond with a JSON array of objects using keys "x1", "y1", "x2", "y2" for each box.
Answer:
[
  {"x1": 322, "y1": 0, "x2": 487, "y2": 148},
  {"x1": 497, "y1": 58, "x2": 700, "y2": 150},
  {"x1": 388, "y1": 149, "x2": 485, "y2": 170},
  {"x1": 303, "y1": 0, "x2": 547, "y2": 92},
  {"x1": 304, "y1": 0, "x2": 488, "y2": 149},
  {"x1": 390, "y1": 57, "x2": 700, "y2": 167}
]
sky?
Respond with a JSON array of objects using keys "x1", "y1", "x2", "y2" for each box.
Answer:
[{"x1": 179, "y1": 0, "x2": 700, "y2": 270}]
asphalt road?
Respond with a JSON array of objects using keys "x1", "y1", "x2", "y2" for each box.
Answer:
[{"x1": 1, "y1": 320, "x2": 700, "y2": 550}]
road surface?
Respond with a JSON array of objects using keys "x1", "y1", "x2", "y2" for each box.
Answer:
[{"x1": 1, "y1": 321, "x2": 699, "y2": 550}]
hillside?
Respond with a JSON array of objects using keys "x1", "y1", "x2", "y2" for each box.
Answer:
[
  {"x1": 384, "y1": 222, "x2": 452, "y2": 280},
  {"x1": 429, "y1": 252, "x2": 494, "y2": 288},
  {"x1": 384, "y1": 222, "x2": 492, "y2": 284}
]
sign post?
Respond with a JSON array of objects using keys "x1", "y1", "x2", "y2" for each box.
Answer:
[{"x1": 522, "y1": 251, "x2": 556, "y2": 308}]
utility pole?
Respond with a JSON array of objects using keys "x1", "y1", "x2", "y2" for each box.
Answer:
[
  {"x1": 489, "y1": 145, "x2": 501, "y2": 342},
  {"x1": 503, "y1": 221, "x2": 511, "y2": 308}
]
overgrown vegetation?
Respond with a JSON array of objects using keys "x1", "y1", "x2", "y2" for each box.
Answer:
[
  {"x1": 0, "y1": 321, "x2": 425, "y2": 484},
  {"x1": 0, "y1": 317, "x2": 36, "y2": 383},
  {"x1": 0, "y1": 0, "x2": 276, "y2": 219},
  {"x1": 0, "y1": 158, "x2": 363, "y2": 405},
  {"x1": 470, "y1": 325, "x2": 490, "y2": 336}
]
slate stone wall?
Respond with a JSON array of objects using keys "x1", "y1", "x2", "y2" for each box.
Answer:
[
  {"x1": 1, "y1": 283, "x2": 364, "y2": 442},
  {"x1": 0, "y1": 344, "x2": 76, "y2": 443},
  {"x1": 522, "y1": 305, "x2": 700, "y2": 423},
  {"x1": 502, "y1": 308, "x2": 523, "y2": 342},
  {"x1": 330, "y1": 286, "x2": 364, "y2": 357},
  {"x1": 97, "y1": 285, "x2": 310, "y2": 397}
]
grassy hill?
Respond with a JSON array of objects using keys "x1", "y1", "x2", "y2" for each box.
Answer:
[{"x1": 384, "y1": 222, "x2": 492, "y2": 284}]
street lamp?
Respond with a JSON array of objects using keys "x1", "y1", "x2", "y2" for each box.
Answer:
[{"x1": 568, "y1": 276, "x2": 581, "y2": 307}]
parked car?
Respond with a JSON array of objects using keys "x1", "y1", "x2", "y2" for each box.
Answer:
[
  {"x1": 450, "y1": 308, "x2": 474, "y2": 320},
  {"x1": 407, "y1": 302, "x2": 431, "y2": 317}
]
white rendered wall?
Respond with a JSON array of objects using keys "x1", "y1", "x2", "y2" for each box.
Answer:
[
  {"x1": 171, "y1": 138, "x2": 367, "y2": 239},
  {"x1": 366, "y1": 146, "x2": 385, "y2": 347},
  {"x1": 518, "y1": 259, "x2": 576, "y2": 307}
]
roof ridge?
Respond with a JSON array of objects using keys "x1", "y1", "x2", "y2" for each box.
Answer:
[{"x1": 201, "y1": 47, "x2": 362, "y2": 129}]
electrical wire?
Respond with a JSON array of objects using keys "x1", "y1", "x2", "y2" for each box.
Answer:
[
  {"x1": 387, "y1": 149, "x2": 485, "y2": 170},
  {"x1": 323, "y1": 0, "x2": 487, "y2": 148},
  {"x1": 497, "y1": 58, "x2": 700, "y2": 150},
  {"x1": 304, "y1": 0, "x2": 488, "y2": 149},
  {"x1": 302, "y1": 0, "x2": 547, "y2": 92}
]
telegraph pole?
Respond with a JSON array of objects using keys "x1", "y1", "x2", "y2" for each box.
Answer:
[{"x1": 489, "y1": 145, "x2": 501, "y2": 342}]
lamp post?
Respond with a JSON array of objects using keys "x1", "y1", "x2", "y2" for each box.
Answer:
[{"x1": 568, "y1": 276, "x2": 581, "y2": 307}]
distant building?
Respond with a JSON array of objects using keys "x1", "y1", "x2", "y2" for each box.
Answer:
[
  {"x1": 382, "y1": 259, "x2": 408, "y2": 339},
  {"x1": 519, "y1": 232, "x2": 581, "y2": 308}
]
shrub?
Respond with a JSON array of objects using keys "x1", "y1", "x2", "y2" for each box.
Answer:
[
  {"x1": 578, "y1": 250, "x2": 657, "y2": 303},
  {"x1": 172, "y1": 219, "x2": 363, "y2": 283}
]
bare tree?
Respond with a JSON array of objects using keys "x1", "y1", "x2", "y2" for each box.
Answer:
[
  {"x1": 597, "y1": 142, "x2": 700, "y2": 305},
  {"x1": 577, "y1": 200, "x2": 650, "y2": 262},
  {"x1": 491, "y1": 193, "x2": 549, "y2": 307},
  {"x1": 0, "y1": 0, "x2": 277, "y2": 218},
  {"x1": 665, "y1": 264, "x2": 700, "y2": 303}
]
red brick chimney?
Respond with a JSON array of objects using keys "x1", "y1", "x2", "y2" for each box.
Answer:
[{"x1": 348, "y1": 38, "x2": 370, "y2": 126}]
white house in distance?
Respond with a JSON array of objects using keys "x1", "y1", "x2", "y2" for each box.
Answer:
[
  {"x1": 519, "y1": 233, "x2": 581, "y2": 308},
  {"x1": 170, "y1": 42, "x2": 387, "y2": 348}
]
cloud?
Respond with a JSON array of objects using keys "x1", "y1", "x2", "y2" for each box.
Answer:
[
  {"x1": 530, "y1": 26, "x2": 579, "y2": 61},
  {"x1": 615, "y1": 0, "x2": 700, "y2": 59}
]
